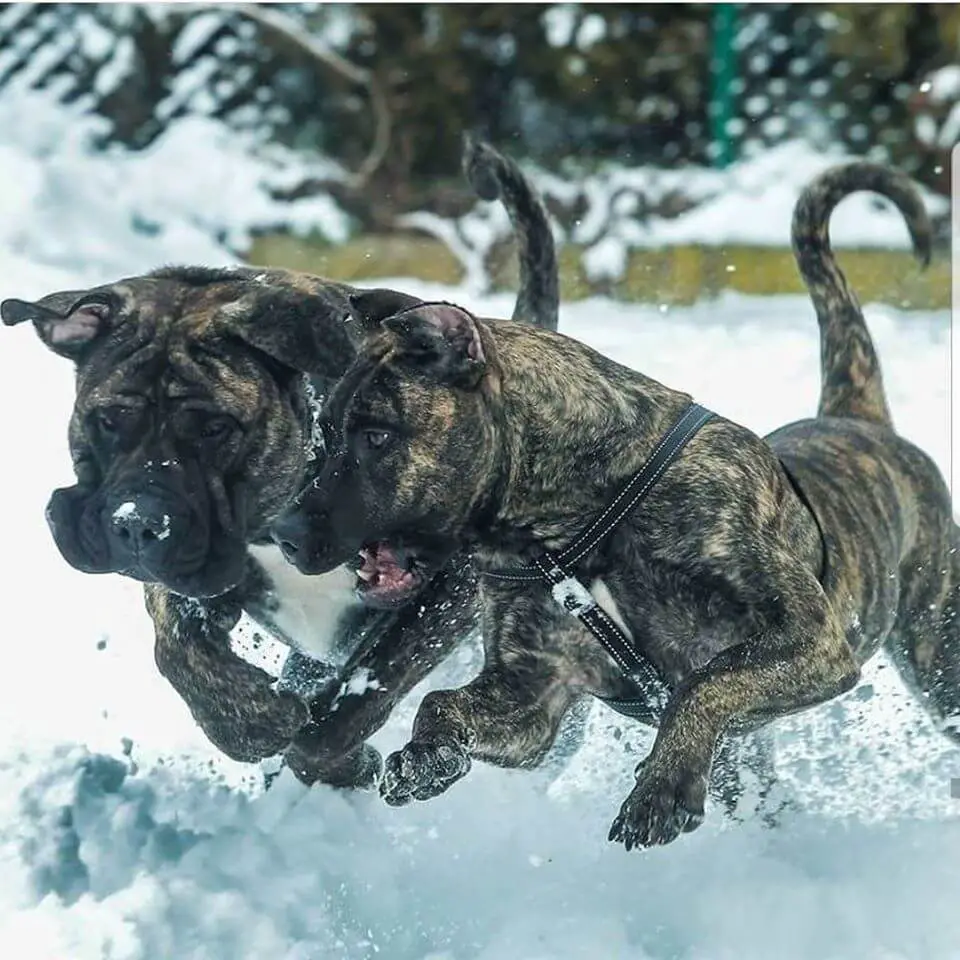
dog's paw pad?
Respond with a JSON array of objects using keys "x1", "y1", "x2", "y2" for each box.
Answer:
[
  {"x1": 380, "y1": 741, "x2": 471, "y2": 806},
  {"x1": 609, "y1": 765, "x2": 707, "y2": 850}
]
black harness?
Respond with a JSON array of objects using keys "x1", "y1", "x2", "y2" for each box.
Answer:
[{"x1": 483, "y1": 402, "x2": 716, "y2": 719}]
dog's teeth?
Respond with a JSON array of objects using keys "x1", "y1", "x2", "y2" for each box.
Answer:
[{"x1": 356, "y1": 568, "x2": 374, "y2": 582}]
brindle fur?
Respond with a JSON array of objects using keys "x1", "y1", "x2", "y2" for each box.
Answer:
[
  {"x1": 2, "y1": 140, "x2": 556, "y2": 787},
  {"x1": 293, "y1": 161, "x2": 959, "y2": 847}
]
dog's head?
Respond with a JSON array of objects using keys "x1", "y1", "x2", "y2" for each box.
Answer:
[
  {"x1": 2, "y1": 266, "x2": 360, "y2": 598},
  {"x1": 271, "y1": 290, "x2": 501, "y2": 608}
]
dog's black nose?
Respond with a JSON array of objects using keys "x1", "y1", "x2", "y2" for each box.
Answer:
[
  {"x1": 270, "y1": 510, "x2": 312, "y2": 561},
  {"x1": 107, "y1": 493, "x2": 174, "y2": 554}
]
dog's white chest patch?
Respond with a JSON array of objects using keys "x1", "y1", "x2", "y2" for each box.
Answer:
[
  {"x1": 248, "y1": 544, "x2": 359, "y2": 661},
  {"x1": 588, "y1": 578, "x2": 634, "y2": 640}
]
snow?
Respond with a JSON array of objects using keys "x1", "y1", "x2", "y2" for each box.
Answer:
[
  {"x1": 551, "y1": 576, "x2": 598, "y2": 617},
  {"x1": 0, "y1": 87, "x2": 959, "y2": 958},
  {"x1": 111, "y1": 503, "x2": 136, "y2": 522},
  {"x1": 335, "y1": 668, "x2": 385, "y2": 703},
  {"x1": 922, "y1": 65, "x2": 960, "y2": 104},
  {"x1": 171, "y1": 11, "x2": 227, "y2": 66},
  {"x1": 0, "y1": 89, "x2": 350, "y2": 285}
]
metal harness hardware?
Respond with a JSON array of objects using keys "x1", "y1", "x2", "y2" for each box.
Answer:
[{"x1": 483, "y1": 402, "x2": 716, "y2": 716}]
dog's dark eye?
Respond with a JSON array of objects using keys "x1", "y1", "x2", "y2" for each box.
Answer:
[
  {"x1": 94, "y1": 407, "x2": 130, "y2": 435},
  {"x1": 95, "y1": 410, "x2": 119, "y2": 434},
  {"x1": 201, "y1": 416, "x2": 238, "y2": 441},
  {"x1": 363, "y1": 429, "x2": 393, "y2": 451}
]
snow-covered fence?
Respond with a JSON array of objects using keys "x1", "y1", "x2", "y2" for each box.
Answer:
[
  {"x1": 718, "y1": 3, "x2": 955, "y2": 192},
  {"x1": 0, "y1": 3, "x2": 953, "y2": 220}
]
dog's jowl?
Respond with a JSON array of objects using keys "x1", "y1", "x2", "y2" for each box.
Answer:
[
  {"x1": 1, "y1": 138, "x2": 559, "y2": 789},
  {"x1": 292, "y1": 161, "x2": 960, "y2": 848}
]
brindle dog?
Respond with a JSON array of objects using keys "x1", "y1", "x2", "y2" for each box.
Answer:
[
  {"x1": 280, "y1": 161, "x2": 960, "y2": 847},
  {"x1": 1, "y1": 138, "x2": 558, "y2": 789}
]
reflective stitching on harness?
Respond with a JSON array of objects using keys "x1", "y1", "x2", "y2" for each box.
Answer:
[
  {"x1": 482, "y1": 402, "x2": 716, "y2": 713},
  {"x1": 558, "y1": 405, "x2": 705, "y2": 566},
  {"x1": 562, "y1": 407, "x2": 714, "y2": 567}
]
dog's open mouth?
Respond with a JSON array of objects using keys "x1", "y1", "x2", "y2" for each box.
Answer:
[{"x1": 353, "y1": 542, "x2": 426, "y2": 607}]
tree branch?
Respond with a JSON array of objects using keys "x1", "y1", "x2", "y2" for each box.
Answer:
[{"x1": 231, "y1": 3, "x2": 391, "y2": 191}]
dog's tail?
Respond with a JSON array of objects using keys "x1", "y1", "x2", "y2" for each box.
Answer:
[
  {"x1": 462, "y1": 134, "x2": 559, "y2": 331},
  {"x1": 791, "y1": 162, "x2": 932, "y2": 426}
]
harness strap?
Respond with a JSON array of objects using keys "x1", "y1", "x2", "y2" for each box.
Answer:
[
  {"x1": 487, "y1": 403, "x2": 716, "y2": 581},
  {"x1": 483, "y1": 402, "x2": 716, "y2": 710}
]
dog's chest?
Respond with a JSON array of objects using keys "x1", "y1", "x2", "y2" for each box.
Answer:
[
  {"x1": 588, "y1": 578, "x2": 633, "y2": 637},
  {"x1": 247, "y1": 544, "x2": 359, "y2": 661},
  {"x1": 579, "y1": 576, "x2": 743, "y2": 684}
]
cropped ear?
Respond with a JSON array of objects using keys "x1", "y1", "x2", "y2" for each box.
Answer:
[
  {"x1": 347, "y1": 289, "x2": 424, "y2": 333},
  {"x1": 383, "y1": 302, "x2": 486, "y2": 389},
  {"x1": 1, "y1": 290, "x2": 112, "y2": 361}
]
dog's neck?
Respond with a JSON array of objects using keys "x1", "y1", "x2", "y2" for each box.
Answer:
[{"x1": 470, "y1": 323, "x2": 693, "y2": 566}]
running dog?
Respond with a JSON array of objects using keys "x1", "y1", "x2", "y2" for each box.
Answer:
[{"x1": 280, "y1": 161, "x2": 958, "y2": 846}]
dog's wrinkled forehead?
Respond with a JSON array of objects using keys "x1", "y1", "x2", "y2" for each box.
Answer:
[
  {"x1": 3, "y1": 263, "x2": 362, "y2": 386},
  {"x1": 68, "y1": 275, "x2": 258, "y2": 396}
]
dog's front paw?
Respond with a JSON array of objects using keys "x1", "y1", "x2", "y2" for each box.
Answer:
[
  {"x1": 608, "y1": 758, "x2": 708, "y2": 850},
  {"x1": 380, "y1": 740, "x2": 471, "y2": 806}
]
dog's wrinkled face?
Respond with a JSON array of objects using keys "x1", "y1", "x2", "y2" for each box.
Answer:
[
  {"x1": 272, "y1": 294, "x2": 499, "y2": 607},
  {"x1": 2, "y1": 267, "x2": 357, "y2": 598}
]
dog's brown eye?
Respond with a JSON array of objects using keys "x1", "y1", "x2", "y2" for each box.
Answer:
[{"x1": 364, "y1": 429, "x2": 392, "y2": 450}]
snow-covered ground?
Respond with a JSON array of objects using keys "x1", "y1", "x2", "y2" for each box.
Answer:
[
  {"x1": 3, "y1": 279, "x2": 959, "y2": 959},
  {"x1": 0, "y1": 90, "x2": 958, "y2": 959}
]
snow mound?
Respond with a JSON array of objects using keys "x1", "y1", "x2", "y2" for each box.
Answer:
[
  {"x1": 3, "y1": 734, "x2": 960, "y2": 960},
  {"x1": 0, "y1": 89, "x2": 351, "y2": 285}
]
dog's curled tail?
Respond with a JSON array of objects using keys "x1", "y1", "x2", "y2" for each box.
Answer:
[
  {"x1": 791, "y1": 162, "x2": 932, "y2": 426},
  {"x1": 462, "y1": 134, "x2": 559, "y2": 332}
]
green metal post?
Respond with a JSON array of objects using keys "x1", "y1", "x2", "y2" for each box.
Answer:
[{"x1": 710, "y1": 3, "x2": 738, "y2": 169}]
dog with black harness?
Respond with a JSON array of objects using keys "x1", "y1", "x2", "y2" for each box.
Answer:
[{"x1": 275, "y1": 161, "x2": 959, "y2": 847}]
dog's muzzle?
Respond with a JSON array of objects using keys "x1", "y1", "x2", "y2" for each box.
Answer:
[
  {"x1": 45, "y1": 476, "x2": 246, "y2": 598},
  {"x1": 270, "y1": 507, "x2": 343, "y2": 576},
  {"x1": 103, "y1": 489, "x2": 196, "y2": 573}
]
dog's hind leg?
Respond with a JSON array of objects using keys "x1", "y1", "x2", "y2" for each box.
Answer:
[
  {"x1": 792, "y1": 163, "x2": 931, "y2": 426},
  {"x1": 883, "y1": 526, "x2": 960, "y2": 748}
]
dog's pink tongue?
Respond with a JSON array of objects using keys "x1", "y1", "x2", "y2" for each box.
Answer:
[
  {"x1": 378, "y1": 566, "x2": 415, "y2": 591},
  {"x1": 367, "y1": 542, "x2": 413, "y2": 591}
]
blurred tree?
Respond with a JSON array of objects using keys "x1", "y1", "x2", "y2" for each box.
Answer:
[{"x1": 0, "y1": 0, "x2": 955, "y2": 232}]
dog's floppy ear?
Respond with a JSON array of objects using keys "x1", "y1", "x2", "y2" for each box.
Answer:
[
  {"x1": 347, "y1": 289, "x2": 424, "y2": 332},
  {"x1": 383, "y1": 302, "x2": 487, "y2": 389},
  {"x1": 1, "y1": 290, "x2": 111, "y2": 361},
  {"x1": 223, "y1": 284, "x2": 359, "y2": 384}
]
